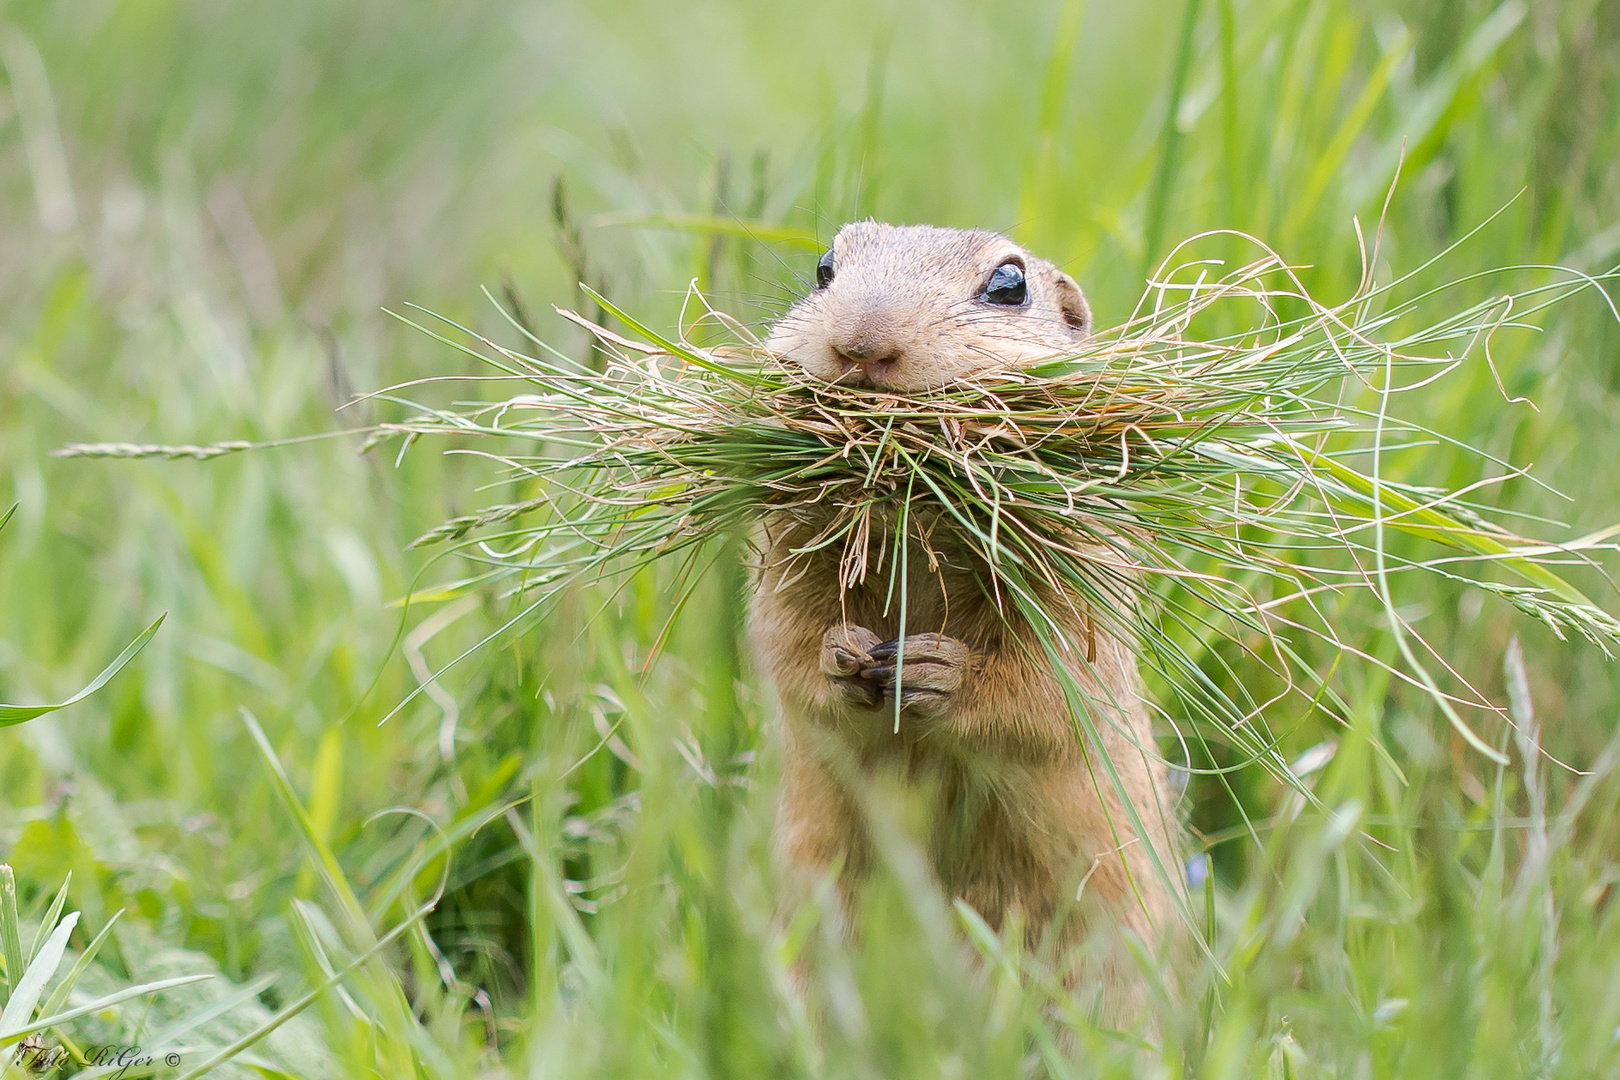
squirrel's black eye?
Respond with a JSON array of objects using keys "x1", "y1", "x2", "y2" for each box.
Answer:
[
  {"x1": 983, "y1": 261, "x2": 1026, "y2": 306},
  {"x1": 815, "y1": 249, "x2": 835, "y2": 289}
]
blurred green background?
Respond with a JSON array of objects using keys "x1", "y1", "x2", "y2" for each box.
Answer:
[{"x1": 2, "y1": 0, "x2": 1619, "y2": 1076}]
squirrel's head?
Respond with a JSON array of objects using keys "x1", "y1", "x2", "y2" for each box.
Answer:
[{"x1": 766, "y1": 222, "x2": 1091, "y2": 392}]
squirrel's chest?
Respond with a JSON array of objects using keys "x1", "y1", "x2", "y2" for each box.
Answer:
[{"x1": 765, "y1": 526, "x2": 997, "y2": 642}]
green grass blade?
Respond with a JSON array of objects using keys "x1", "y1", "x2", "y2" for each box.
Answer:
[
  {"x1": 0, "y1": 866, "x2": 22, "y2": 1002},
  {"x1": 0, "y1": 613, "x2": 166, "y2": 727},
  {"x1": 37, "y1": 909, "x2": 124, "y2": 1018},
  {"x1": 1143, "y1": 0, "x2": 1205, "y2": 273},
  {"x1": 26, "y1": 874, "x2": 70, "y2": 965},
  {"x1": 0, "y1": 912, "x2": 79, "y2": 1049}
]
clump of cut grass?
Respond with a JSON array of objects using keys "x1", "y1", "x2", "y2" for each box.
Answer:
[
  {"x1": 381, "y1": 229, "x2": 1620, "y2": 789},
  {"x1": 59, "y1": 228, "x2": 1620, "y2": 804}
]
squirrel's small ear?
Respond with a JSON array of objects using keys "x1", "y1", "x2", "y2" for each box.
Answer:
[{"x1": 1054, "y1": 271, "x2": 1091, "y2": 335}]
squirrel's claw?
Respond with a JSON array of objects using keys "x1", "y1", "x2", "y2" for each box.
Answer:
[
  {"x1": 820, "y1": 623, "x2": 886, "y2": 708},
  {"x1": 821, "y1": 626, "x2": 972, "y2": 718},
  {"x1": 821, "y1": 623, "x2": 881, "y2": 676},
  {"x1": 861, "y1": 633, "x2": 971, "y2": 718}
]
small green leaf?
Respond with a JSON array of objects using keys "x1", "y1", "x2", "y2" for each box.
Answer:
[
  {"x1": 0, "y1": 613, "x2": 166, "y2": 728},
  {"x1": 0, "y1": 912, "x2": 79, "y2": 1050}
]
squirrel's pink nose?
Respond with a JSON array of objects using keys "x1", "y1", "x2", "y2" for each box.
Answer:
[
  {"x1": 829, "y1": 320, "x2": 903, "y2": 370},
  {"x1": 833, "y1": 343, "x2": 901, "y2": 367}
]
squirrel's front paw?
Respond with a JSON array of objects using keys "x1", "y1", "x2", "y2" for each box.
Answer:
[
  {"x1": 861, "y1": 634, "x2": 971, "y2": 718},
  {"x1": 820, "y1": 623, "x2": 885, "y2": 708}
]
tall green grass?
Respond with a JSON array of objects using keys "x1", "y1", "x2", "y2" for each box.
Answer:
[{"x1": 2, "y1": 0, "x2": 1618, "y2": 1076}]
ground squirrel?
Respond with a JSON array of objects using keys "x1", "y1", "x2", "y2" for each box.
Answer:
[{"x1": 752, "y1": 222, "x2": 1182, "y2": 1008}]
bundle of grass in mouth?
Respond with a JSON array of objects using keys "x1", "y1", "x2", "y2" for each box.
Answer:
[
  {"x1": 343, "y1": 228, "x2": 1616, "y2": 789},
  {"x1": 59, "y1": 229, "x2": 1620, "y2": 802}
]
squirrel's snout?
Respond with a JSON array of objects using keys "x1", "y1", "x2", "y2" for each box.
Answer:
[{"x1": 828, "y1": 319, "x2": 904, "y2": 381}]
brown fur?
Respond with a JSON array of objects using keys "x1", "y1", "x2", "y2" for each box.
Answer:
[{"x1": 753, "y1": 222, "x2": 1182, "y2": 1010}]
